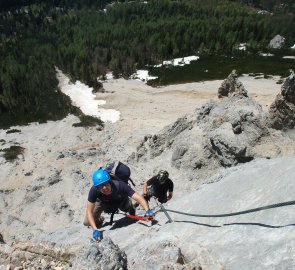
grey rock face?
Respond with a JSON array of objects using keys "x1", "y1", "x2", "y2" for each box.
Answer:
[
  {"x1": 218, "y1": 70, "x2": 248, "y2": 98},
  {"x1": 0, "y1": 234, "x2": 4, "y2": 243},
  {"x1": 123, "y1": 220, "x2": 230, "y2": 270},
  {"x1": 281, "y1": 71, "x2": 295, "y2": 103},
  {"x1": 157, "y1": 155, "x2": 295, "y2": 270},
  {"x1": 47, "y1": 168, "x2": 63, "y2": 186},
  {"x1": 269, "y1": 72, "x2": 295, "y2": 129},
  {"x1": 131, "y1": 74, "x2": 294, "y2": 180},
  {"x1": 129, "y1": 240, "x2": 207, "y2": 270},
  {"x1": 0, "y1": 238, "x2": 127, "y2": 270},
  {"x1": 171, "y1": 141, "x2": 212, "y2": 174},
  {"x1": 171, "y1": 146, "x2": 188, "y2": 169},
  {"x1": 134, "y1": 116, "x2": 193, "y2": 161},
  {"x1": 269, "y1": 34, "x2": 286, "y2": 49},
  {"x1": 72, "y1": 238, "x2": 127, "y2": 270},
  {"x1": 196, "y1": 100, "x2": 216, "y2": 122},
  {"x1": 200, "y1": 96, "x2": 268, "y2": 167},
  {"x1": 131, "y1": 86, "x2": 274, "y2": 185},
  {"x1": 0, "y1": 241, "x2": 72, "y2": 269}
]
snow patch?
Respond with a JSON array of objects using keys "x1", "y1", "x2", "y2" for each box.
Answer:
[
  {"x1": 154, "y1": 55, "x2": 199, "y2": 67},
  {"x1": 130, "y1": 70, "x2": 158, "y2": 83},
  {"x1": 56, "y1": 68, "x2": 120, "y2": 123},
  {"x1": 238, "y1": 43, "x2": 247, "y2": 51},
  {"x1": 259, "y1": 53, "x2": 274, "y2": 57},
  {"x1": 106, "y1": 72, "x2": 114, "y2": 80},
  {"x1": 130, "y1": 55, "x2": 199, "y2": 83},
  {"x1": 283, "y1": 56, "x2": 295, "y2": 60}
]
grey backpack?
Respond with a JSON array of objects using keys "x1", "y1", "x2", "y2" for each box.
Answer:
[{"x1": 106, "y1": 161, "x2": 136, "y2": 186}]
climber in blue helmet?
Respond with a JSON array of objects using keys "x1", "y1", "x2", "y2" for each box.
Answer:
[{"x1": 84, "y1": 168, "x2": 154, "y2": 241}]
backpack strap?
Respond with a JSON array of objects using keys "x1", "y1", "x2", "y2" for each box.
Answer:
[
  {"x1": 107, "y1": 181, "x2": 122, "y2": 226},
  {"x1": 111, "y1": 160, "x2": 120, "y2": 175},
  {"x1": 111, "y1": 179, "x2": 120, "y2": 190},
  {"x1": 109, "y1": 211, "x2": 117, "y2": 225},
  {"x1": 128, "y1": 177, "x2": 136, "y2": 187}
]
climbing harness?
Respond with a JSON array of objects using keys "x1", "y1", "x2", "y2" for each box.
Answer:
[{"x1": 109, "y1": 211, "x2": 118, "y2": 225}]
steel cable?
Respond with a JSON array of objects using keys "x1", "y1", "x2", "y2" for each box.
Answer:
[{"x1": 162, "y1": 200, "x2": 295, "y2": 218}]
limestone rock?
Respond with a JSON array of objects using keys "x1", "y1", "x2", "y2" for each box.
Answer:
[
  {"x1": 0, "y1": 233, "x2": 4, "y2": 243},
  {"x1": 132, "y1": 82, "x2": 275, "y2": 176},
  {"x1": 269, "y1": 71, "x2": 295, "y2": 129},
  {"x1": 218, "y1": 70, "x2": 248, "y2": 98},
  {"x1": 200, "y1": 96, "x2": 268, "y2": 167},
  {"x1": 269, "y1": 34, "x2": 285, "y2": 49},
  {"x1": 171, "y1": 146, "x2": 188, "y2": 169},
  {"x1": 129, "y1": 240, "x2": 209, "y2": 270},
  {"x1": 72, "y1": 238, "x2": 127, "y2": 270},
  {"x1": 133, "y1": 116, "x2": 193, "y2": 161},
  {"x1": 0, "y1": 241, "x2": 72, "y2": 269},
  {"x1": 0, "y1": 238, "x2": 127, "y2": 270}
]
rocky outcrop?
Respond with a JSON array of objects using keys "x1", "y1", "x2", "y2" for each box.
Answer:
[
  {"x1": 0, "y1": 238, "x2": 127, "y2": 270},
  {"x1": 72, "y1": 238, "x2": 127, "y2": 270},
  {"x1": 133, "y1": 116, "x2": 194, "y2": 161},
  {"x1": 268, "y1": 71, "x2": 295, "y2": 129},
  {"x1": 0, "y1": 241, "x2": 72, "y2": 269},
  {"x1": 131, "y1": 70, "x2": 295, "y2": 184},
  {"x1": 269, "y1": 34, "x2": 285, "y2": 49},
  {"x1": 129, "y1": 239, "x2": 223, "y2": 270},
  {"x1": 132, "y1": 73, "x2": 271, "y2": 175},
  {"x1": 197, "y1": 95, "x2": 269, "y2": 167},
  {"x1": 218, "y1": 70, "x2": 248, "y2": 98}
]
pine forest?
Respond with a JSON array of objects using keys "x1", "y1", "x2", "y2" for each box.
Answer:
[{"x1": 0, "y1": 0, "x2": 294, "y2": 127}]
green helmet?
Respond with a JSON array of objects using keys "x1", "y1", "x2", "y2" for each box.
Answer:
[{"x1": 157, "y1": 170, "x2": 169, "y2": 183}]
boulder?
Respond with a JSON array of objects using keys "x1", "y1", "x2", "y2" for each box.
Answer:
[
  {"x1": 268, "y1": 71, "x2": 295, "y2": 129},
  {"x1": 198, "y1": 96, "x2": 268, "y2": 167},
  {"x1": 269, "y1": 34, "x2": 285, "y2": 49},
  {"x1": 218, "y1": 70, "x2": 248, "y2": 98},
  {"x1": 72, "y1": 238, "x2": 127, "y2": 270}
]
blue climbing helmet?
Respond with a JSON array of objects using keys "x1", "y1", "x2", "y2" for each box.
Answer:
[{"x1": 92, "y1": 168, "x2": 111, "y2": 186}]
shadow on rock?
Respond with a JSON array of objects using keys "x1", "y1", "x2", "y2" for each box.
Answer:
[
  {"x1": 108, "y1": 216, "x2": 138, "y2": 230},
  {"x1": 174, "y1": 220, "x2": 295, "y2": 229}
]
